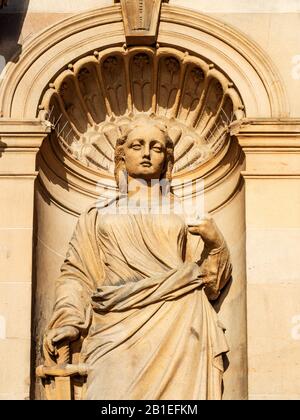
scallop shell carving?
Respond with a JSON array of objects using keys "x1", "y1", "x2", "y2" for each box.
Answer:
[{"x1": 40, "y1": 46, "x2": 244, "y2": 176}]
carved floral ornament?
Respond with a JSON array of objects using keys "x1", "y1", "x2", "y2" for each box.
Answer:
[{"x1": 39, "y1": 46, "x2": 245, "y2": 179}]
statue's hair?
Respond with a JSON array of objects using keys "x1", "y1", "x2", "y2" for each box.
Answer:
[{"x1": 114, "y1": 119, "x2": 174, "y2": 188}]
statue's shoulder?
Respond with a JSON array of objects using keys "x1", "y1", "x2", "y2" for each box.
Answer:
[{"x1": 80, "y1": 197, "x2": 120, "y2": 220}]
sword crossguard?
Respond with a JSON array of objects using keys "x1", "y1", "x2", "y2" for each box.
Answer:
[{"x1": 36, "y1": 363, "x2": 88, "y2": 379}]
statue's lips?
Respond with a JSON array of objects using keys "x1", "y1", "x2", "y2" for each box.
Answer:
[{"x1": 140, "y1": 161, "x2": 152, "y2": 167}]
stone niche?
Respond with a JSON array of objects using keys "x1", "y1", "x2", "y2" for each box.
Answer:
[{"x1": 33, "y1": 42, "x2": 247, "y2": 399}]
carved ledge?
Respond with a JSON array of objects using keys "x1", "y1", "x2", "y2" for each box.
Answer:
[
  {"x1": 236, "y1": 118, "x2": 300, "y2": 148},
  {"x1": 238, "y1": 118, "x2": 300, "y2": 136},
  {"x1": 234, "y1": 119, "x2": 300, "y2": 179},
  {"x1": 0, "y1": 120, "x2": 50, "y2": 176},
  {"x1": 0, "y1": 119, "x2": 50, "y2": 148}
]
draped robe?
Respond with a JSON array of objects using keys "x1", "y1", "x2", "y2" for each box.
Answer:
[{"x1": 48, "y1": 203, "x2": 232, "y2": 400}]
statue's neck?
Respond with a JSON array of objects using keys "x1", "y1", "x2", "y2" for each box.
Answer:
[{"x1": 123, "y1": 176, "x2": 171, "y2": 206}]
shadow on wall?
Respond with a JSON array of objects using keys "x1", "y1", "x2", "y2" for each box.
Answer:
[
  {"x1": 0, "y1": 138, "x2": 7, "y2": 158},
  {"x1": 0, "y1": 0, "x2": 29, "y2": 72}
]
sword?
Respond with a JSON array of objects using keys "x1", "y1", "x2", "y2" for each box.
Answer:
[{"x1": 36, "y1": 341, "x2": 88, "y2": 400}]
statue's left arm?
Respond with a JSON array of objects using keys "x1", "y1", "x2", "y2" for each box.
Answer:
[{"x1": 188, "y1": 215, "x2": 232, "y2": 300}]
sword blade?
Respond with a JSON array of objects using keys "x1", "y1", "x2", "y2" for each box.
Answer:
[{"x1": 55, "y1": 376, "x2": 71, "y2": 400}]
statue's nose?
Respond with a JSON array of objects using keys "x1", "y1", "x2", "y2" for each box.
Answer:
[{"x1": 142, "y1": 145, "x2": 150, "y2": 158}]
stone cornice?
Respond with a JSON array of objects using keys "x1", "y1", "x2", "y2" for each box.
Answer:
[
  {"x1": 241, "y1": 173, "x2": 300, "y2": 179},
  {"x1": 236, "y1": 119, "x2": 300, "y2": 149},
  {"x1": 0, "y1": 119, "x2": 50, "y2": 131},
  {"x1": 0, "y1": 120, "x2": 50, "y2": 150},
  {"x1": 236, "y1": 119, "x2": 300, "y2": 178},
  {"x1": 239, "y1": 118, "x2": 300, "y2": 134}
]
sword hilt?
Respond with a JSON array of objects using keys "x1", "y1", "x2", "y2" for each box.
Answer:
[
  {"x1": 56, "y1": 341, "x2": 70, "y2": 365},
  {"x1": 36, "y1": 340, "x2": 88, "y2": 379},
  {"x1": 36, "y1": 363, "x2": 88, "y2": 379}
]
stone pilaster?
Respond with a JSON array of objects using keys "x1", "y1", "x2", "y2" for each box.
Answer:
[
  {"x1": 237, "y1": 119, "x2": 300, "y2": 400},
  {"x1": 0, "y1": 120, "x2": 49, "y2": 399}
]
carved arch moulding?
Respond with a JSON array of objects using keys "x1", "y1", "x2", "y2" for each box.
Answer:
[{"x1": 0, "y1": 4, "x2": 288, "y2": 120}]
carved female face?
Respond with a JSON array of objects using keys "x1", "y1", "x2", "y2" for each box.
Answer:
[{"x1": 123, "y1": 125, "x2": 167, "y2": 181}]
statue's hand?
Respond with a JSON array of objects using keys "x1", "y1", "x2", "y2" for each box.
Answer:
[
  {"x1": 187, "y1": 215, "x2": 224, "y2": 250},
  {"x1": 44, "y1": 326, "x2": 80, "y2": 356}
]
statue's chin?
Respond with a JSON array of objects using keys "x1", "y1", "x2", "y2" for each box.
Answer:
[{"x1": 128, "y1": 171, "x2": 162, "y2": 182}]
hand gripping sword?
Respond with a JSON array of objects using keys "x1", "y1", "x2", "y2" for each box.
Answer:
[{"x1": 36, "y1": 341, "x2": 88, "y2": 400}]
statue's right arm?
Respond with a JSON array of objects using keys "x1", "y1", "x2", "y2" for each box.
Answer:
[
  {"x1": 44, "y1": 326, "x2": 80, "y2": 356},
  {"x1": 44, "y1": 208, "x2": 103, "y2": 356}
]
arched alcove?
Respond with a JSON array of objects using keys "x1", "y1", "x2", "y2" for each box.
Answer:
[
  {"x1": 0, "y1": 4, "x2": 288, "y2": 400},
  {"x1": 36, "y1": 48, "x2": 247, "y2": 400}
]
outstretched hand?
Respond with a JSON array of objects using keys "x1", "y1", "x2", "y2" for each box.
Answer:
[
  {"x1": 187, "y1": 214, "x2": 224, "y2": 250},
  {"x1": 44, "y1": 326, "x2": 80, "y2": 356}
]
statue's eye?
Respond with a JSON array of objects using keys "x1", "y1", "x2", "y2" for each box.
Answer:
[
  {"x1": 132, "y1": 143, "x2": 142, "y2": 150},
  {"x1": 152, "y1": 146, "x2": 162, "y2": 152}
]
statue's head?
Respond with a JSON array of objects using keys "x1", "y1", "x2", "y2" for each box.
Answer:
[{"x1": 114, "y1": 119, "x2": 174, "y2": 187}]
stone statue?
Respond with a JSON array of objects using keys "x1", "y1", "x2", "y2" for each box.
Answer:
[{"x1": 42, "y1": 118, "x2": 232, "y2": 400}]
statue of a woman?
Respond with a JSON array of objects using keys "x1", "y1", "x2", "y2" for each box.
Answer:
[{"x1": 43, "y1": 118, "x2": 232, "y2": 400}]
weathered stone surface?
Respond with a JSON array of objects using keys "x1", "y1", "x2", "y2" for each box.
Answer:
[{"x1": 0, "y1": 0, "x2": 299, "y2": 401}]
